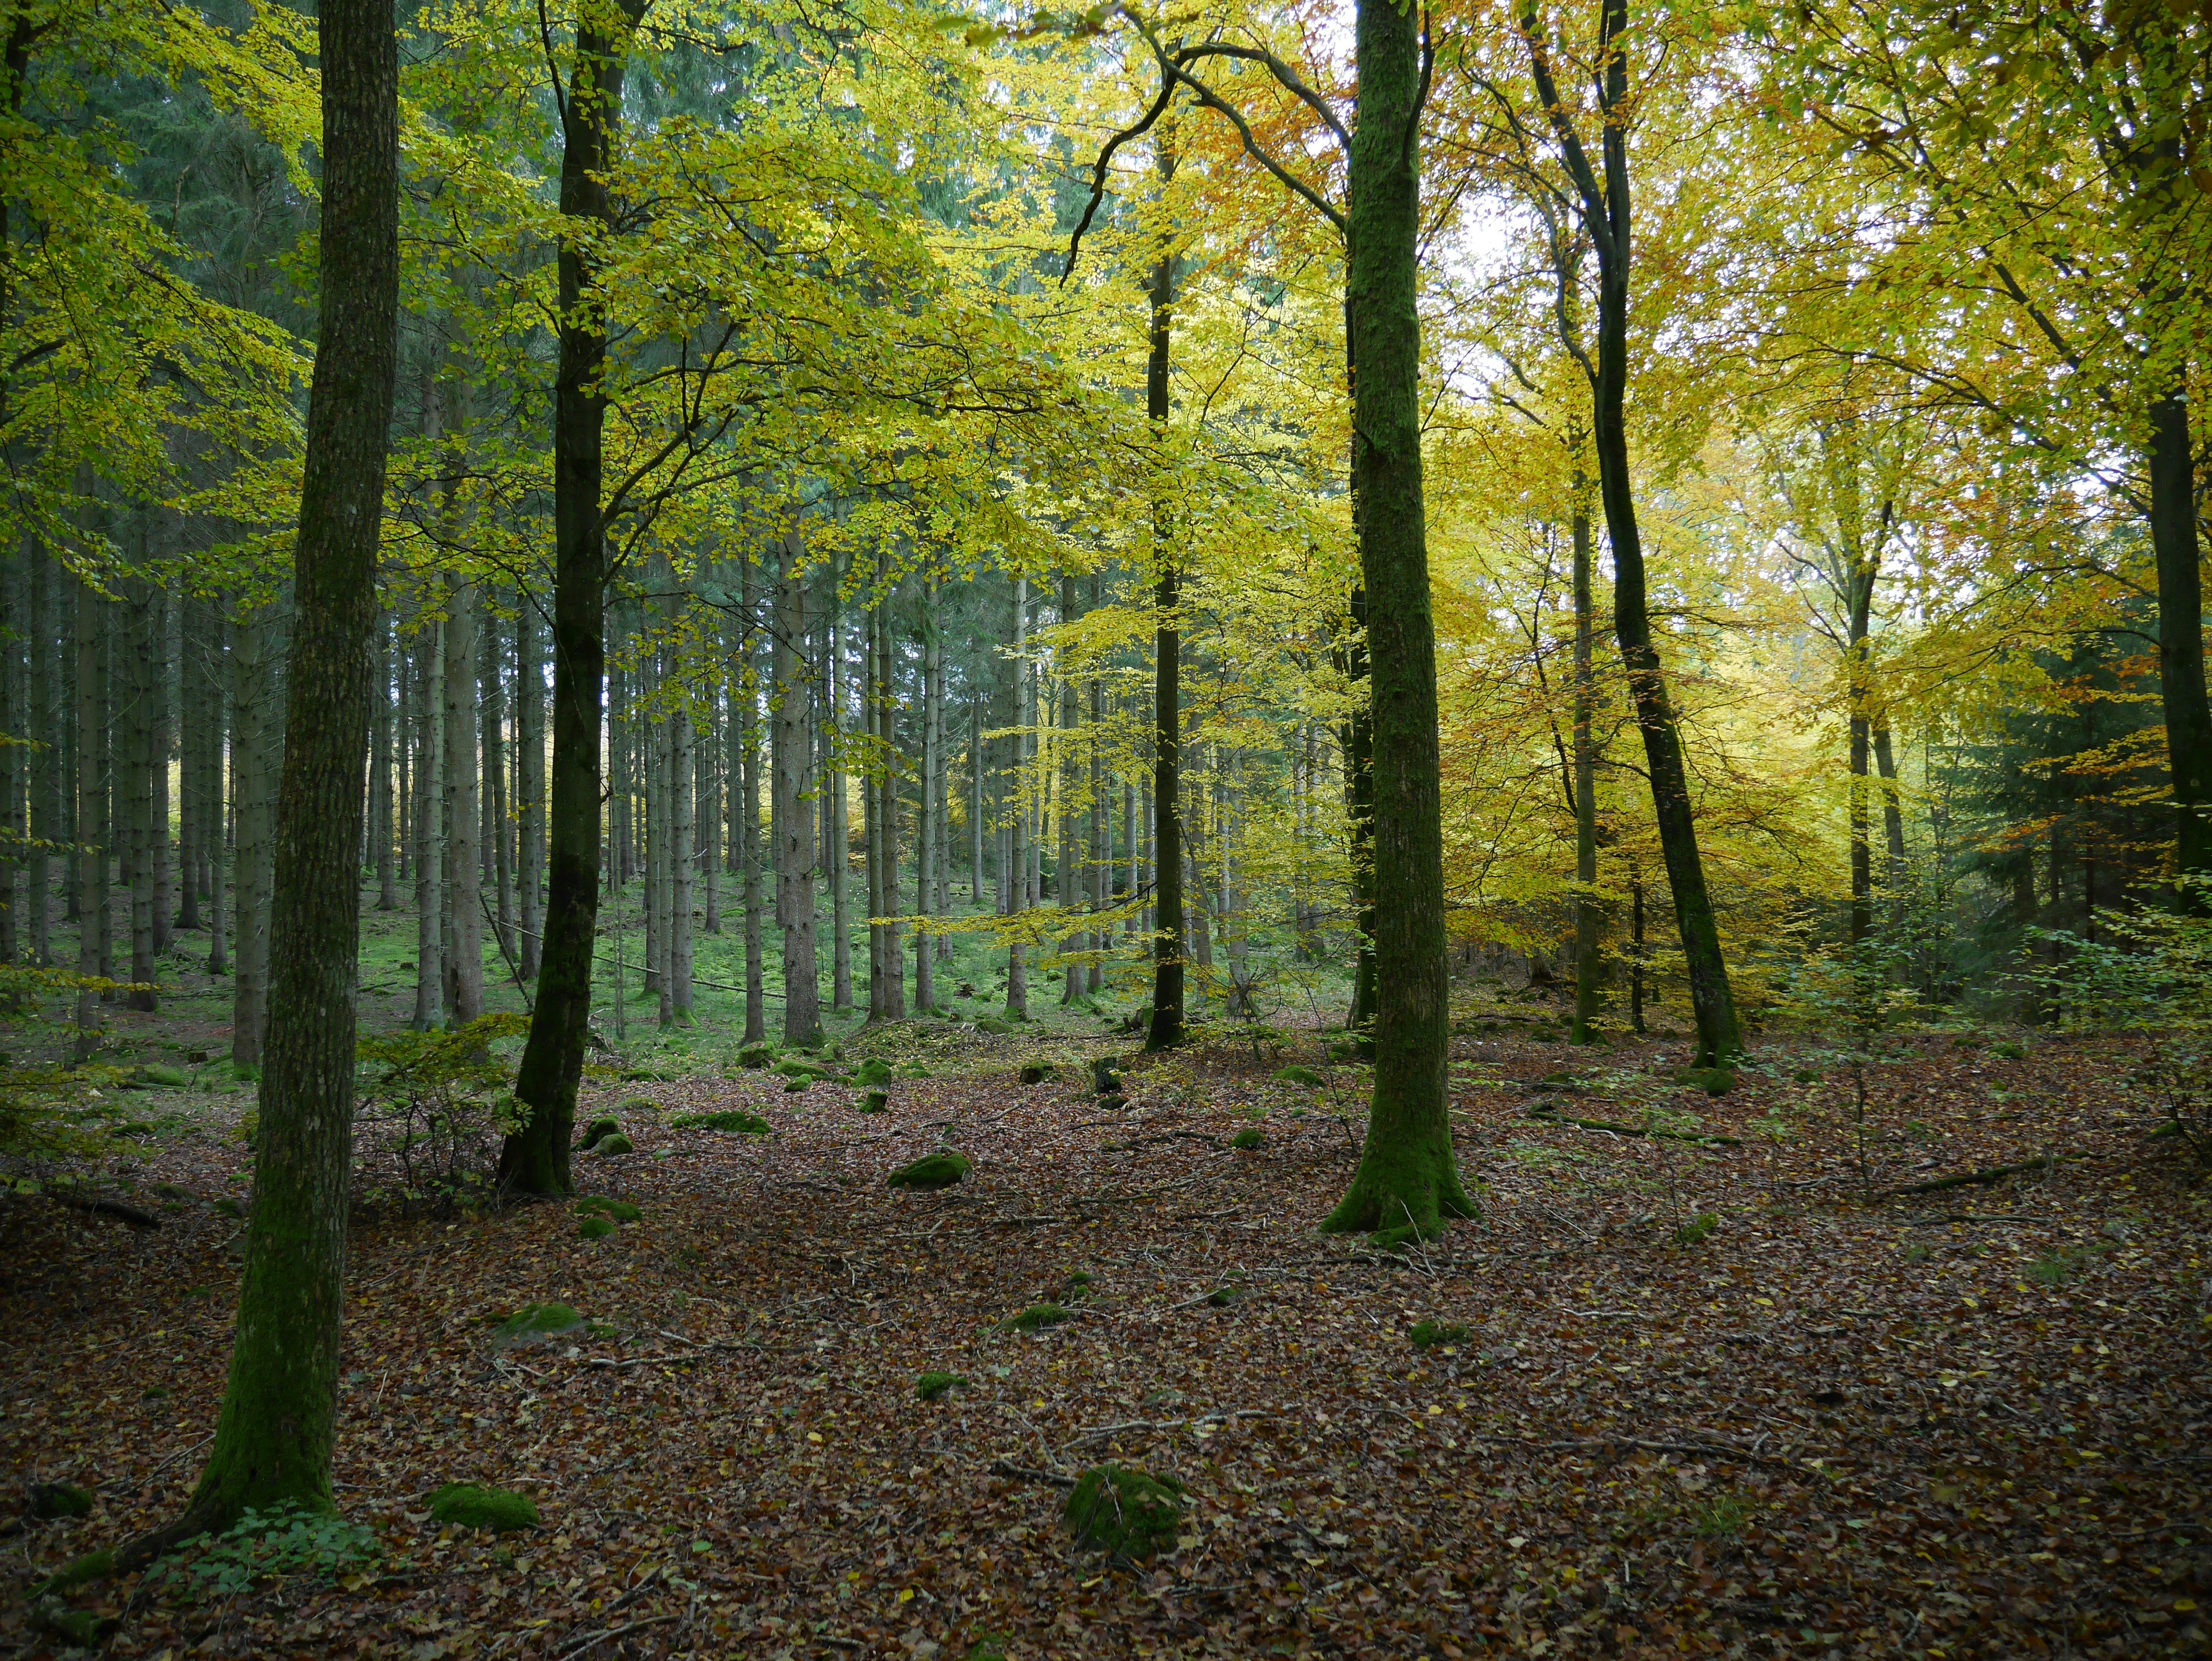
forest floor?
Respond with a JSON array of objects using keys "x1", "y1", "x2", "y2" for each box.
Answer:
[{"x1": 3, "y1": 988, "x2": 2210, "y2": 1661}]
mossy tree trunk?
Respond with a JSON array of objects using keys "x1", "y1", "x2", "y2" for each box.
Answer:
[
  {"x1": 1143, "y1": 146, "x2": 1184, "y2": 1053},
  {"x1": 138, "y1": 0, "x2": 397, "y2": 1556},
  {"x1": 1321, "y1": 0, "x2": 1475, "y2": 1244}
]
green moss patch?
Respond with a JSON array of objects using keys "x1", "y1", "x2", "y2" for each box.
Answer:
[
  {"x1": 587, "y1": 1132, "x2": 635, "y2": 1155},
  {"x1": 853, "y1": 1058, "x2": 893, "y2": 1088},
  {"x1": 135, "y1": 1063, "x2": 192, "y2": 1088},
  {"x1": 1409, "y1": 1320, "x2": 1471, "y2": 1350},
  {"x1": 1672, "y1": 1067, "x2": 1736, "y2": 1096},
  {"x1": 1062, "y1": 1464, "x2": 1187, "y2": 1557},
  {"x1": 670, "y1": 1110, "x2": 771, "y2": 1134},
  {"x1": 888, "y1": 1151, "x2": 971, "y2": 1190},
  {"x1": 1019, "y1": 1062, "x2": 1057, "y2": 1085},
  {"x1": 576, "y1": 1116, "x2": 622, "y2": 1150},
  {"x1": 493, "y1": 1304, "x2": 583, "y2": 1345},
  {"x1": 1000, "y1": 1302, "x2": 1070, "y2": 1333},
  {"x1": 735, "y1": 1042, "x2": 774, "y2": 1069},
  {"x1": 916, "y1": 1371, "x2": 969, "y2": 1402},
  {"x1": 1230, "y1": 1128, "x2": 1265, "y2": 1150},
  {"x1": 859, "y1": 1091, "x2": 890, "y2": 1114},
  {"x1": 577, "y1": 1216, "x2": 617, "y2": 1239},
  {"x1": 428, "y1": 1483, "x2": 539, "y2": 1533},
  {"x1": 575, "y1": 1196, "x2": 642, "y2": 1223},
  {"x1": 1273, "y1": 1064, "x2": 1323, "y2": 1087},
  {"x1": 29, "y1": 1482, "x2": 93, "y2": 1521}
]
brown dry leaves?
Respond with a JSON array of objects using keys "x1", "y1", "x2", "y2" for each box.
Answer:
[{"x1": 4, "y1": 1024, "x2": 2211, "y2": 1660}]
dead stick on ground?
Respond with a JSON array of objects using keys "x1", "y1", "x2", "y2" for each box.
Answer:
[
  {"x1": 1889, "y1": 1156, "x2": 2056, "y2": 1196},
  {"x1": 988, "y1": 1459, "x2": 1076, "y2": 1489},
  {"x1": 554, "y1": 1613, "x2": 678, "y2": 1661}
]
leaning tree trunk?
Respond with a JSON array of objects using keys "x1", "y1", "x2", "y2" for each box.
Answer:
[
  {"x1": 500, "y1": 0, "x2": 646, "y2": 1195},
  {"x1": 1321, "y1": 0, "x2": 1475, "y2": 1243},
  {"x1": 121, "y1": 0, "x2": 396, "y2": 1560}
]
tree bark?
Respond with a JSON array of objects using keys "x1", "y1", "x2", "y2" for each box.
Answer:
[
  {"x1": 500, "y1": 0, "x2": 645, "y2": 1194},
  {"x1": 1005, "y1": 578, "x2": 1030, "y2": 1021},
  {"x1": 164, "y1": 0, "x2": 395, "y2": 1543},
  {"x1": 515, "y1": 594, "x2": 544, "y2": 977},
  {"x1": 410, "y1": 616, "x2": 444, "y2": 1029},
  {"x1": 72, "y1": 574, "x2": 102, "y2": 1062},
  {"x1": 2150, "y1": 384, "x2": 2212, "y2": 900},
  {"x1": 916, "y1": 582, "x2": 939, "y2": 1011},
  {"x1": 740, "y1": 554, "x2": 765, "y2": 1043},
  {"x1": 1322, "y1": 0, "x2": 1475, "y2": 1242},
  {"x1": 441, "y1": 566, "x2": 483, "y2": 1025},
  {"x1": 1523, "y1": 0, "x2": 1740, "y2": 1063},
  {"x1": 1569, "y1": 493, "x2": 1605, "y2": 1044},
  {"x1": 230, "y1": 607, "x2": 275, "y2": 1065},
  {"x1": 776, "y1": 530, "x2": 822, "y2": 1043},
  {"x1": 1144, "y1": 194, "x2": 1184, "y2": 1051}
]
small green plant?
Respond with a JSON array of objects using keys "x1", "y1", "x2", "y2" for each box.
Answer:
[
  {"x1": 354, "y1": 1014, "x2": 530, "y2": 1217},
  {"x1": 575, "y1": 1195, "x2": 642, "y2": 1223},
  {"x1": 1990, "y1": 1040, "x2": 2026, "y2": 1060},
  {"x1": 1690, "y1": 1493, "x2": 1757, "y2": 1539},
  {"x1": 2028, "y1": 1243, "x2": 2105, "y2": 1286},
  {"x1": 1230, "y1": 1127, "x2": 1264, "y2": 1150},
  {"x1": 916, "y1": 1371, "x2": 968, "y2": 1402},
  {"x1": 1674, "y1": 1213, "x2": 1719, "y2": 1246},
  {"x1": 152, "y1": 1503, "x2": 381, "y2": 1603},
  {"x1": 1409, "y1": 1320, "x2": 1471, "y2": 1350},
  {"x1": 428, "y1": 1483, "x2": 539, "y2": 1533},
  {"x1": 1900, "y1": 1243, "x2": 1931, "y2": 1264},
  {"x1": 1000, "y1": 1302, "x2": 1070, "y2": 1333}
]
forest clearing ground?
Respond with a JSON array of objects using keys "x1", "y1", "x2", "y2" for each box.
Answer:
[{"x1": 3, "y1": 1017, "x2": 2209, "y2": 1660}]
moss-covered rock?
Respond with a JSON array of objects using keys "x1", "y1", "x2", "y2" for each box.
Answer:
[
  {"x1": 670, "y1": 1110, "x2": 771, "y2": 1134},
  {"x1": 577, "y1": 1215, "x2": 617, "y2": 1240},
  {"x1": 1019, "y1": 1062, "x2": 1057, "y2": 1085},
  {"x1": 428, "y1": 1483, "x2": 540, "y2": 1533},
  {"x1": 1409, "y1": 1319, "x2": 1471, "y2": 1350},
  {"x1": 588, "y1": 1131, "x2": 635, "y2": 1155},
  {"x1": 773, "y1": 1058, "x2": 825, "y2": 1080},
  {"x1": 916, "y1": 1371, "x2": 968, "y2": 1402},
  {"x1": 974, "y1": 1017, "x2": 1013, "y2": 1036},
  {"x1": 1230, "y1": 1128, "x2": 1264, "y2": 1150},
  {"x1": 1000, "y1": 1302, "x2": 1069, "y2": 1333},
  {"x1": 136, "y1": 1063, "x2": 192, "y2": 1088},
  {"x1": 575, "y1": 1116, "x2": 622, "y2": 1151},
  {"x1": 493, "y1": 1304, "x2": 583, "y2": 1345},
  {"x1": 736, "y1": 1041, "x2": 774, "y2": 1069},
  {"x1": 1273, "y1": 1064, "x2": 1324, "y2": 1087},
  {"x1": 853, "y1": 1057, "x2": 893, "y2": 1088},
  {"x1": 782, "y1": 1077, "x2": 813, "y2": 1094},
  {"x1": 29, "y1": 1482, "x2": 94, "y2": 1521},
  {"x1": 888, "y1": 1151, "x2": 971, "y2": 1190},
  {"x1": 575, "y1": 1196, "x2": 642, "y2": 1223},
  {"x1": 1062, "y1": 1464, "x2": 1187, "y2": 1557},
  {"x1": 858, "y1": 1091, "x2": 889, "y2": 1114},
  {"x1": 1092, "y1": 1060, "x2": 1124, "y2": 1096}
]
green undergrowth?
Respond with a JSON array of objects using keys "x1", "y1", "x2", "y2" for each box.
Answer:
[
  {"x1": 1063, "y1": 1465, "x2": 1187, "y2": 1557},
  {"x1": 152, "y1": 1503, "x2": 382, "y2": 1604},
  {"x1": 670, "y1": 1109, "x2": 771, "y2": 1134}
]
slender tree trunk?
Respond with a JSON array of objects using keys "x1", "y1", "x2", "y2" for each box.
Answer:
[
  {"x1": 206, "y1": 616, "x2": 229, "y2": 977},
  {"x1": 483, "y1": 606, "x2": 513, "y2": 959},
  {"x1": 1004, "y1": 579, "x2": 1030, "y2": 1021},
  {"x1": 1873, "y1": 725, "x2": 1906, "y2": 901},
  {"x1": 372, "y1": 616, "x2": 397, "y2": 909},
  {"x1": 148, "y1": 584, "x2": 171, "y2": 958},
  {"x1": 27, "y1": 541, "x2": 53, "y2": 965},
  {"x1": 670, "y1": 688, "x2": 694, "y2": 1022},
  {"x1": 442, "y1": 567, "x2": 483, "y2": 1025},
  {"x1": 516, "y1": 595, "x2": 544, "y2": 978},
  {"x1": 411, "y1": 617, "x2": 444, "y2": 1028},
  {"x1": 1570, "y1": 491, "x2": 1604, "y2": 1043},
  {"x1": 829, "y1": 613, "x2": 852, "y2": 1011},
  {"x1": 915, "y1": 584, "x2": 938, "y2": 1011},
  {"x1": 875, "y1": 580, "x2": 905, "y2": 1020},
  {"x1": 1526, "y1": 5, "x2": 1739, "y2": 1063},
  {"x1": 740, "y1": 556, "x2": 765, "y2": 1043},
  {"x1": 968, "y1": 692, "x2": 983, "y2": 905},
  {"x1": 1143, "y1": 206, "x2": 1183, "y2": 1050},
  {"x1": 72, "y1": 576, "x2": 102, "y2": 1061},
  {"x1": 1322, "y1": 0, "x2": 1474, "y2": 1242},
  {"x1": 499, "y1": 0, "x2": 643, "y2": 1193},
  {"x1": 776, "y1": 531, "x2": 822, "y2": 1043},
  {"x1": 152, "y1": 0, "x2": 396, "y2": 1549}
]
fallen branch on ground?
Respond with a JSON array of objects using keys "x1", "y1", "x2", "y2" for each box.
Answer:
[
  {"x1": 1523, "y1": 1107, "x2": 1741, "y2": 1147},
  {"x1": 1889, "y1": 1155, "x2": 2057, "y2": 1196}
]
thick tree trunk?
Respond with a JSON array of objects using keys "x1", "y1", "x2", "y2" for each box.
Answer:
[
  {"x1": 230, "y1": 608, "x2": 275, "y2": 1066},
  {"x1": 162, "y1": 0, "x2": 395, "y2": 1545},
  {"x1": 2149, "y1": 385, "x2": 2212, "y2": 899},
  {"x1": 499, "y1": 0, "x2": 644, "y2": 1194},
  {"x1": 1322, "y1": 0, "x2": 1474, "y2": 1243}
]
